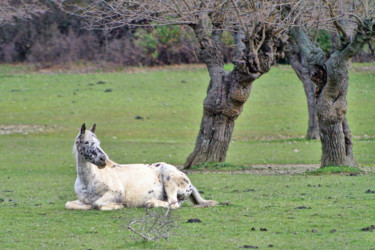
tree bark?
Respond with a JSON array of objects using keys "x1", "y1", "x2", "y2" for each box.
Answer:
[
  {"x1": 288, "y1": 25, "x2": 375, "y2": 167},
  {"x1": 184, "y1": 49, "x2": 258, "y2": 168},
  {"x1": 316, "y1": 54, "x2": 357, "y2": 167},
  {"x1": 184, "y1": 22, "x2": 280, "y2": 169},
  {"x1": 185, "y1": 112, "x2": 236, "y2": 166},
  {"x1": 287, "y1": 42, "x2": 319, "y2": 139},
  {"x1": 368, "y1": 41, "x2": 374, "y2": 57},
  {"x1": 303, "y1": 77, "x2": 320, "y2": 140}
]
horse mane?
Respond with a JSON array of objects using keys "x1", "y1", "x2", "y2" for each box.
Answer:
[{"x1": 72, "y1": 133, "x2": 80, "y2": 157}]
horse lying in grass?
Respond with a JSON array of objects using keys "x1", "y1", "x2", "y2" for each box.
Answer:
[{"x1": 65, "y1": 124, "x2": 216, "y2": 210}]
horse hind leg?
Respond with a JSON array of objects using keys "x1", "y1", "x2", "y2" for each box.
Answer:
[
  {"x1": 156, "y1": 163, "x2": 192, "y2": 209},
  {"x1": 165, "y1": 185, "x2": 181, "y2": 209},
  {"x1": 65, "y1": 200, "x2": 92, "y2": 210},
  {"x1": 163, "y1": 175, "x2": 192, "y2": 209}
]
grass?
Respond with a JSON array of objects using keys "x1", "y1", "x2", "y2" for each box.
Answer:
[
  {"x1": 1, "y1": 173, "x2": 375, "y2": 249},
  {"x1": 307, "y1": 166, "x2": 364, "y2": 175},
  {"x1": 0, "y1": 62, "x2": 375, "y2": 249},
  {"x1": 1, "y1": 63, "x2": 375, "y2": 165},
  {"x1": 190, "y1": 162, "x2": 252, "y2": 171}
]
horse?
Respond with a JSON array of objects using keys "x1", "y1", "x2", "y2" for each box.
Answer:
[{"x1": 65, "y1": 123, "x2": 216, "y2": 210}]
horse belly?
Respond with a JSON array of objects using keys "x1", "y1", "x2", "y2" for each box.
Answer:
[
  {"x1": 124, "y1": 182, "x2": 164, "y2": 207},
  {"x1": 116, "y1": 167, "x2": 164, "y2": 207}
]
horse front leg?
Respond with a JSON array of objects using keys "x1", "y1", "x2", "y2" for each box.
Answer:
[
  {"x1": 145, "y1": 198, "x2": 170, "y2": 209},
  {"x1": 65, "y1": 200, "x2": 92, "y2": 210},
  {"x1": 163, "y1": 182, "x2": 181, "y2": 209},
  {"x1": 92, "y1": 192, "x2": 124, "y2": 210}
]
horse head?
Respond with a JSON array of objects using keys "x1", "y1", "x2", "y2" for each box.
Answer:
[{"x1": 75, "y1": 123, "x2": 108, "y2": 168}]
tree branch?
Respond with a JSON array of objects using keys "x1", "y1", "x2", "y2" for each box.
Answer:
[
  {"x1": 321, "y1": 0, "x2": 349, "y2": 41},
  {"x1": 254, "y1": 24, "x2": 266, "y2": 52},
  {"x1": 340, "y1": 18, "x2": 375, "y2": 59},
  {"x1": 289, "y1": 26, "x2": 326, "y2": 66},
  {"x1": 232, "y1": 26, "x2": 246, "y2": 58}
]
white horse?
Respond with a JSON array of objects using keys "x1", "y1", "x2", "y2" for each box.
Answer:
[{"x1": 65, "y1": 124, "x2": 216, "y2": 210}]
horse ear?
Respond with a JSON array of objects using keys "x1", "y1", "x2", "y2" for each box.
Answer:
[
  {"x1": 80, "y1": 123, "x2": 86, "y2": 135},
  {"x1": 90, "y1": 124, "x2": 96, "y2": 133}
]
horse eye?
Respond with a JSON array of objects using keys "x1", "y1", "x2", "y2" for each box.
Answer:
[{"x1": 84, "y1": 141, "x2": 89, "y2": 144}]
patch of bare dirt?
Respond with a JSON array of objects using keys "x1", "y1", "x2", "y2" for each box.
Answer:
[
  {"x1": 34, "y1": 63, "x2": 207, "y2": 74},
  {"x1": 236, "y1": 134, "x2": 375, "y2": 142},
  {"x1": 184, "y1": 164, "x2": 375, "y2": 175},
  {"x1": 183, "y1": 164, "x2": 320, "y2": 175},
  {"x1": 235, "y1": 135, "x2": 305, "y2": 142},
  {"x1": 232, "y1": 164, "x2": 321, "y2": 175},
  {"x1": 123, "y1": 64, "x2": 207, "y2": 74},
  {"x1": 351, "y1": 64, "x2": 375, "y2": 73},
  {"x1": 0, "y1": 125, "x2": 48, "y2": 135}
]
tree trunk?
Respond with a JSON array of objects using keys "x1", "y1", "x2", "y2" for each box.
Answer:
[
  {"x1": 368, "y1": 41, "x2": 375, "y2": 57},
  {"x1": 316, "y1": 54, "x2": 358, "y2": 167},
  {"x1": 184, "y1": 21, "x2": 281, "y2": 169},
  {"x1": 185, "y1": 112, "x2": 236, "y2": 166},
  {"x1": 305, "y1": 84, "x2": 320, "y2": 140},
  {"x1": 287, "y1": 43, "x2": 319, "y2": 139},
  {"x1": 184, "y1": 66, "x2": 256, "y2": 168},
  {"x1": 288, "y1": 26, "x2": 371, "y2": 168},
  {"x1": 319, "y1": 117, "x2": 357, "y2": 167}
]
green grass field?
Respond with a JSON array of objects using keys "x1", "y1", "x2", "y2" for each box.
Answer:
[{"x1": 0, "y1": 63, "x2": 375, "y2": 249}]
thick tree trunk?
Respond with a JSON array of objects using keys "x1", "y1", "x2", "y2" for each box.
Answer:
[
  {"x1": 184, "y1": 20, "x2": 281, "y2": 169},
  {"x1": 319, "y1": 118, "x2": 357, "y2": 167},
  {"x1": 289, "y1": 26, "x2": 370, "y2": 168},
  {"x1": 316, "y1": 54, "x2": 358, "y2": 167},
  {"x1": 185, "y1": 112, "x2": 235, "y2": 166},
  {"x1": 184, "y1": 61, "x2": 257, "y2": 168}
]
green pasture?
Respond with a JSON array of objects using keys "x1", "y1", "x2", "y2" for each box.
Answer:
[
  {"x1": 0, "y1": 63, "x2": 375, "y2": 249},
  {"x1": 1, "y1": 64, "x2": 375, "y2": 165},
  {"x1": 1, "y1": 173, "x2": 375, "y2": 249}
]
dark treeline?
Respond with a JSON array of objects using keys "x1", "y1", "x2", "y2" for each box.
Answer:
[
  {"x1": 0, "y1": 4, "x2": 235, "y2": 67},
  {"x1": 0, "y1": 4, "x2": 373, "y2": 67}
]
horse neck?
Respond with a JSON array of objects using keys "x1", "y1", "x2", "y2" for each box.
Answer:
[
  {"x1": 105, "y1": 159, "x2": 117, "y2": 166},
  {"x1": 76, "y1": 154, "x2": 100, "y2": 186}
]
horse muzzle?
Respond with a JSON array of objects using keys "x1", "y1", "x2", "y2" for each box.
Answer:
[{"x1": 96, "y1": 158, "x2": 107, "y2": 169}]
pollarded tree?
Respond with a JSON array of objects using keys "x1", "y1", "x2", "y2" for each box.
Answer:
[
  {"x1": 288, "y1": 0, "x2": 375, "y2": 167},
  {"x1": 0, "y1": 0, "x2": 47, "y2": 26},
  {"x1": 183, "y1": 2, "x2": 288, "y2": 168},
  {"x1": 56, "y1": 0, "x2": 294, "y2": 168}
]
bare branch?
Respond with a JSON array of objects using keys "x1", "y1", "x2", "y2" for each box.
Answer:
[
  {"x1": 127, "y1": 208, "x2": 176, "y2": 242},
  {"x1": 254, "y1": 24, "x2": 266, "y2": 52},
  {"x1": 0, "y1": 0, "x2": 48, "y2": 26},
  {"x1": 230, "y1": 0, "x2": 250, "y2": 37},
  {"x1": 321, "y1": 0, "x2": 349, "y2": 41}
]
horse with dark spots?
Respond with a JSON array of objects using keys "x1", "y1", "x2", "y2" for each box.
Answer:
[{"x1": 65, "y1": 124, "x2": 216, "y2": 210}]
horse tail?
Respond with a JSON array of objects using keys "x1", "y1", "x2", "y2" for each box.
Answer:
[{"x1": 190, "y1": 185, "x2": 216, "y2": 207}]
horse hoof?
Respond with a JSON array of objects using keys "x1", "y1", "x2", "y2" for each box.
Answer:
[
  {"x1": 169, "y1": 202, "x2": 180, "y2": 210},
  {"x1": 145, "y1": 202, "x2": 155, "y2": 209},
  {"x1": 92, "y1": 204, "x2": 101, "y2": 210}
]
